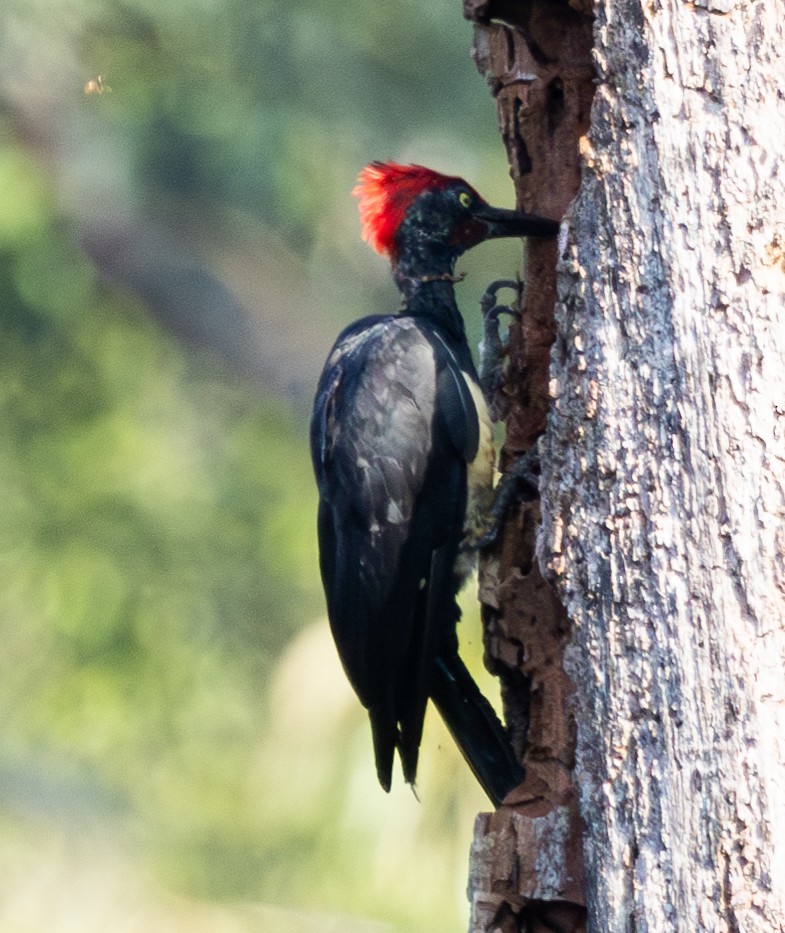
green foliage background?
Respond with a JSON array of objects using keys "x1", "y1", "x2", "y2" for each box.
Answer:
[{"x1": 0, "y1": 1, "x2": 524, "y2": 929}]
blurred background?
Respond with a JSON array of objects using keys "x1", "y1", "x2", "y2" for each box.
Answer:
[{"x1": 0, "y1": 1, "x2": 526, "y2": 930}]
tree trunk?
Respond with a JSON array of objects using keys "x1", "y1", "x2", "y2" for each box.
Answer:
[{"x1": 467, "y1": 1, "x2": 785, "y2": 931}]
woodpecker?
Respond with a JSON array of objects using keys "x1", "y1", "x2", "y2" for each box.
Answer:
[{"x1": 311, "y1": 163, "x2": 558, "y2": 806}]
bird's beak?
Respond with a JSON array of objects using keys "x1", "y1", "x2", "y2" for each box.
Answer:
[{"x1": 473, "y1": 203, "x2": 560, "y2": 239}]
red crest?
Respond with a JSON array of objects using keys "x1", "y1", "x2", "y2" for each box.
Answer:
[{"x1": 353, "y1": 162, "x2": 470, "y2": 258}]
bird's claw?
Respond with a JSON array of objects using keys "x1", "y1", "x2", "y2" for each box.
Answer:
[
  {"x1": 479, "y1": 280, "x2": 524, "y2": 421},
  {"x1": 478, "y1": 447, "x2": 541, "y2": 549},
  {"x1": 480, "y1": 279, "x2": 521, "y2": 318}
]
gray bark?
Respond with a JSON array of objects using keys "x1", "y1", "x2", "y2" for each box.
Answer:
[{"x1": 540, "y1": 1, "x2": 785, "y2": 931}]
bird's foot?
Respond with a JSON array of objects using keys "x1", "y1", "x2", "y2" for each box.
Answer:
[
  {"x1": 478, "y1": 446, "x2": 540, "y2": 549},
  {"x1": 478, "y1": 279, "x2": 523, "y2": 422}
]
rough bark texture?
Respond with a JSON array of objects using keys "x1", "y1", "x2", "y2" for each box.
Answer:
[
  {"x1": 537, "y1": 1, "x2": 785, "y2": 932},
  {"x1": 466, "y1": 2, "x2": 594, "y2": 930},
  {"x1": 469, "y1": 0, "x2": 785, "y2": 931}
]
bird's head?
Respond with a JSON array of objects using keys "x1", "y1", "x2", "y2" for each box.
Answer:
[{"x1": 354, "y1": 162, "x2": 558, "y2": 278}]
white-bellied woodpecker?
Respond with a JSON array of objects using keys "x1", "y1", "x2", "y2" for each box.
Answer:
[{"x1": 311, "y1": 163, "x2": 558, "y2": 805}]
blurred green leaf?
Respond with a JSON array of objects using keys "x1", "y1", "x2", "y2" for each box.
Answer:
[{"x1": 0, "y1": 1, "x2": 526, "y2": 930}]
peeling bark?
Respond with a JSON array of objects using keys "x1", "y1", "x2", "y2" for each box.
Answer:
[
  {"x1": 466, "y1": 2, "x2": 593, "y2": 930},
  {"x1": 468, "y1": 0, "x2": 785, "y2": 931}
]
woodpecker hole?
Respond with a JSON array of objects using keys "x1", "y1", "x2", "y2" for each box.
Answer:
[
  {"x1": 511, "y1": 96, "x2": 533, "y2": 176},
  {"x1": 487, "y1": 651, "x2": 531, "y2": 759},
  {"x1": 546, "y1": 76, "x2": 566, "y2": 133},
  {"x1": 503, "y1": 26, "x2": 516, "y2": 72},
  {"x1": 519, "y1": 24, "x2": 554, "y2": 68}
]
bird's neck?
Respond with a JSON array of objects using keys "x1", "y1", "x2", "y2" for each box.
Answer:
[{"x1": 393, "y1": 256, "x2": 467, "y2": 342}]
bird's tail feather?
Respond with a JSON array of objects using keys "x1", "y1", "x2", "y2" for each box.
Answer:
[
  {"x1": 369, "y1": 705, "x2": 397, "y2": 793},
  {"x1": 430, "y1": 653, "x2": 524, "y2": 807}
]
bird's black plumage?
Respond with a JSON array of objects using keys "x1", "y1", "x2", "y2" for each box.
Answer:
[
  {"x1": 312, "y1": 314, "x2": 480, "y2": 789},
  {"x1": 311, "y1": 163, "x2": 558, "y2": 804}
]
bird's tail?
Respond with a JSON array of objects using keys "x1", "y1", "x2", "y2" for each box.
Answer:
[
  {"x1": 369, "y1": 704, "x2": 397, "y2": 793},
  {"x1": 429, "y1": 652, "x2": 524, "y2": 807}
]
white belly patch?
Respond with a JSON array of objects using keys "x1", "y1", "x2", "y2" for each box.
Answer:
[{"x1": 461, "y1": 372, "x2": 495, "y2": 545}]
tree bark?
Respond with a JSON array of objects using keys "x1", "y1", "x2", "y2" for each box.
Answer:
[
  {"x1": 466, "y1": 3, "x2": 593, "y2": 931},
  {"x1": 468, "y1": 0, "x2": 785, "y2": 931}
]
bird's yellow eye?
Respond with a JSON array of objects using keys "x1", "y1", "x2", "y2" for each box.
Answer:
[{"x1": 458, "y1": 191, "x2": 472, "y2": 208}]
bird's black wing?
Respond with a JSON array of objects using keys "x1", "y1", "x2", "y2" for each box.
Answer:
[{"x1": 311, "y1": 314, "x2": 479, "y2": 790}]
